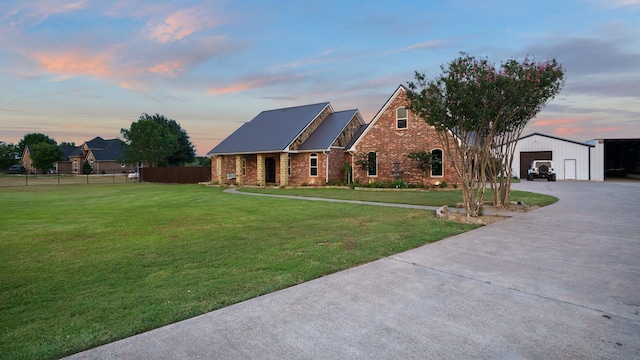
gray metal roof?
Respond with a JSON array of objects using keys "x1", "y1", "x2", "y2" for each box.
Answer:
[
  {"x1": 207, "y1": 103, "x2": 330, "y2": 155},
  {"x1": 298, "y1": 110, "x2": 358, "y2": 151}
]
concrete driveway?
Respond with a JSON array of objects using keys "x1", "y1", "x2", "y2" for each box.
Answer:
[{"x1": 66, "y1": 181, "x2": 640, "y2": 359}]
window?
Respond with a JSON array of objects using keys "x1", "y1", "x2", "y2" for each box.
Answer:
[
  {"x1": 288, "y1": 157, "x2": 291, "y2": 177},
  {"x1": 310, "y1": 153, "x2": 318, "y2": 176},
  {"x1": 73, "y1": 160, "x2": 78, "y2": 173},
  {"x1": 367, "y1": 152, "x2": 377, "y2": 176},
  {"x1": 242, "y1": 157, "x2": 246, "y2": 176},
  {"x1": 431, "y1": 149, "x2": 443, "y2": 177},
  {"x1": 396, "y1": 107, "x2": 408, "y2": 129}
]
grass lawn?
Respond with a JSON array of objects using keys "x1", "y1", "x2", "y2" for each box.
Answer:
[
  {"x1": 0, "y1": 183, "x2": 480, "y2": 359},
  {"x1": 238, "y1": 186, "x2": 558, "y2": 208}
]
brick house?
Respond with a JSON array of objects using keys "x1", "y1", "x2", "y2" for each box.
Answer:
[
  {"x1": 207, "y1": 103, "x2": 364, "y2": 186},
  {"x1": 21, "y1": 137, "x2": 135, "y2": 174},
  {"x1": 347, "y1": 85, "x2": 461, "y2": 186},
  {"x1": 207, "y1": 86, "x2": 461, "y2": 187}
]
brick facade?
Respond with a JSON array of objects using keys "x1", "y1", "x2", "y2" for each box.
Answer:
[
  {"x1": 350, "y1": 87, "x2": 461, "y2": 187},
  {"x1": 209, "y1": 86, "x2": 461, "y2": 187}
]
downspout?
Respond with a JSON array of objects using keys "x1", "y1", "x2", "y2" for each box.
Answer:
[
  {"x1": 324, "y1": 151, "x2": 329, "y2": 184},
  {"x1": 588, "y1": 146, "x2": 591, "y2": 181}
]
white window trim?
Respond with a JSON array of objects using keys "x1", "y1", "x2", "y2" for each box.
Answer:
[
  {"x1": 309, "y1": 153, "x2": 318, "y2": 177},
  {"x1": 396, "y1": 107, "x2": 408, "y2": 130}
]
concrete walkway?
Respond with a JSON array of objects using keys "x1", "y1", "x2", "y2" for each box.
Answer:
[{"x1": 66, "y1": 181, "x2": 640, "y2": 359}]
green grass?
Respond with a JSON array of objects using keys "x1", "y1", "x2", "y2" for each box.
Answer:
[
  {"x1": 239, "y1": 187, "x2": 558, "y2": 207},
  {"x1": 0, "y1": 184, "x2": 478, "y2": 359}
]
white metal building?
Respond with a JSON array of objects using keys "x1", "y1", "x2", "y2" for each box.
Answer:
[
  {"x1": 512, "y1": 133, "x2": 640, "y2": 181},
  {"x1": 512, "y1": 133, "x2": 593, "y2": 181}
]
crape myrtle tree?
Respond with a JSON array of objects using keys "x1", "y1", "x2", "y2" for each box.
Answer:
[
  {"x1": 121, "y1": 113, "x2": 195, "y2": 167},
  {"x1": 406, "y1": 53, "x2": 565, "y2": 217}
]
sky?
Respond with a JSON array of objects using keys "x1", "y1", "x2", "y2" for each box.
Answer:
[{"x1": 1, "y1": 0, "x2": 639, "y2": 155}]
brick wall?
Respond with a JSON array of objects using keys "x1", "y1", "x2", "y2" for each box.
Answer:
[{"x1": 352, "y1": 89, "x2": 461, "y2": 186}]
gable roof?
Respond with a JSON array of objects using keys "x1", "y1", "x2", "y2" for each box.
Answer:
[
  {"x1": 60, "y1": 145, "x2": 83, "y2": 160},
  {"x1": 84, "y1": 137, "x2": 128, "y2": 161},
  {"x1": 518, "y1": 132, "x2": 594, "y2": 147},
  {"x1": 207, "y1": 102, "x2": 332, "y2": 155},
  {"x1": 298, "y1": 110, "x2": 361, "y2": 151},
  {"x1": 347, "y1": 84, "x2": 406, "y2": 151}
]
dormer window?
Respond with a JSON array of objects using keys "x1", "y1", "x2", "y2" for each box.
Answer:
[{"x1": 396, "y1": 107, "x2": 408, "y2": 129}]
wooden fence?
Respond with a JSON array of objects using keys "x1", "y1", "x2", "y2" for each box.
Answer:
[{"x1": 141, "y1": 167, "x2": 211, "y2": 184}]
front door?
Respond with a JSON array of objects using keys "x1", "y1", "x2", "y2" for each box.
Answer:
[{"x1": 265, "y1": 158, "x2": 276, "y2": 183}]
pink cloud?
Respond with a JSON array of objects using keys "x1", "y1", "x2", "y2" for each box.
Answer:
[
  {"x1": 32, "y1": 51, "x2": 114, "y2": 80},
  {"x1": 148, "y1": 61, "x2": 184, "y2": 78},
  {"x1": 530, "y1": 117, "x2": 584, "y2": 127},
  {"x1": 208, "y1": 80, "x2": 266, "y2": 95},
  {"x1": 146, "y1": 7, "x2": 218, "y2": 44},
  {"x1": 554, "y1": 127, "x2": 585, "y2": 135}
]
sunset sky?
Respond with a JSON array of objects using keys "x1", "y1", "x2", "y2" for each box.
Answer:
[{"x1": 1, "y1": 0, "x2": 638, "y2": 155}]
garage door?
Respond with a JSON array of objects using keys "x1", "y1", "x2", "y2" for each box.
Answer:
[{"x1": 520, "y1": 151, "x2": 552, "y2": 178}]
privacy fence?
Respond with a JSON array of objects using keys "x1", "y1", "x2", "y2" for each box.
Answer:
[{"x1": 141, "y1": 166, "x2": 211, "y2": 184}]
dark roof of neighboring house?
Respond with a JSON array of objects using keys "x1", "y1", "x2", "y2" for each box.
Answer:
[
  {"x1": 298, "y1": 110, "x2": 360, "y2": 151},
  {"x1": 208, "y1": 102, "x2": 331, "y2": 155},
  {"x1": 89, "y1": 138, "x2": 128, "y2": 161},
  {"x1": 60, "y1": 145, "x2": 83, "y2": 160},
  {"x1": 519, "y1": 132, "x2": 594, "y2": 147}
]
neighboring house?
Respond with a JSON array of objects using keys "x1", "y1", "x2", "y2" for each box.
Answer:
[
  {"x1": 208, "y1": 103, "x2": 364, "y2": 186},
  {"x1": 21, "y1": 137, "x2": 134, "y2": 174},
  {"x1": 208, "y1": 85, "x2": 462, "y2": 187},
  {"x1": 20, "y1": 145, "x2": 35, "y2": 173},
  {"x1": 347, "y1": 85, "x2": 461, "y2": 186}
]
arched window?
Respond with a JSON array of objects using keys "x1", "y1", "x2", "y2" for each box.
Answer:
[
  {"x1": 396, "y1": 107, "x2": 408, "y2": 129},
  {"x1": 367, "y1": 152, "x2": 377, "y2": 176},
  {"x1": 431, "y1": 149, "x2": 443, "y2": 177},
  {"x1": 309, "y1": 153, "x2": 318, "y2": 176}
]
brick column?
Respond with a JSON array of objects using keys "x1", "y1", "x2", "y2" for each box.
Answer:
[
  {"x1": 279, "y1": 153, "x2": 289, "y2": 187},
  {"x1": 215, "y1": 156, "x2": 224, "y2": 184},
  {"x1": 257, "y1": 154, "x2": 265, "y2": 186},
  {"x1": 235, "y1": 155, "x2": 244, "y2": 185}
]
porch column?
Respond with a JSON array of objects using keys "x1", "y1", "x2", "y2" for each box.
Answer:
[
  {"x1": 215, "y1": 156, "x2": 224, "y2": 184},
  {"x1": 235, "y1": 155, "x2": 244, "y2": 185},
  {"x1": 257, "y1": 154, "x2": 265, "y2": 186},
  {"x1": 279, "y1": 153, "x2": 289, "y2": 187}
]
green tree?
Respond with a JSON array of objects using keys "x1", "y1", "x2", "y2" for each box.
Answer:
[
  {"x1": 82, "y1": 161, "x2": 93, "y2": 174},
  {"x1": 406, "y1": 53, "x2": 565, "y2": 216},
  {"x1": 0, "y1": 141, "x2": 20, "y2": 170},
  {"x1": 121, "y1": 115, "x2": 179, "y2": 167},
  {"x1": 18, "y1": 133, "x2": 57, "y2": 155},
  {"x1": 31, "y1": 143, "x2": 63, "y2": 173},
  {"x1": 407, "y1": 150, "x2": 441, "y2": 175},
  {"x1": 147, "y1": 114, "x2": 196, "y2": 166}
]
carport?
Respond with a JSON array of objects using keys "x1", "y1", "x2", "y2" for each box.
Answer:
[{"x1": 603, "y1": 139, "x2": 640, "y2": 179}]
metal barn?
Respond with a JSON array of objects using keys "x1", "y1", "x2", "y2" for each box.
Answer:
[{"x1": 511, "y1": 133, "x2": 593, "y2": 181}]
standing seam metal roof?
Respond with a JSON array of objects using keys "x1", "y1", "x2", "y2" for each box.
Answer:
[
  {"x1": 207, "y1": 103, "x2": 330, "y2": 155},
  {"x1": 298, "y1": 110, "x2": 359, "y2": 151}
]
